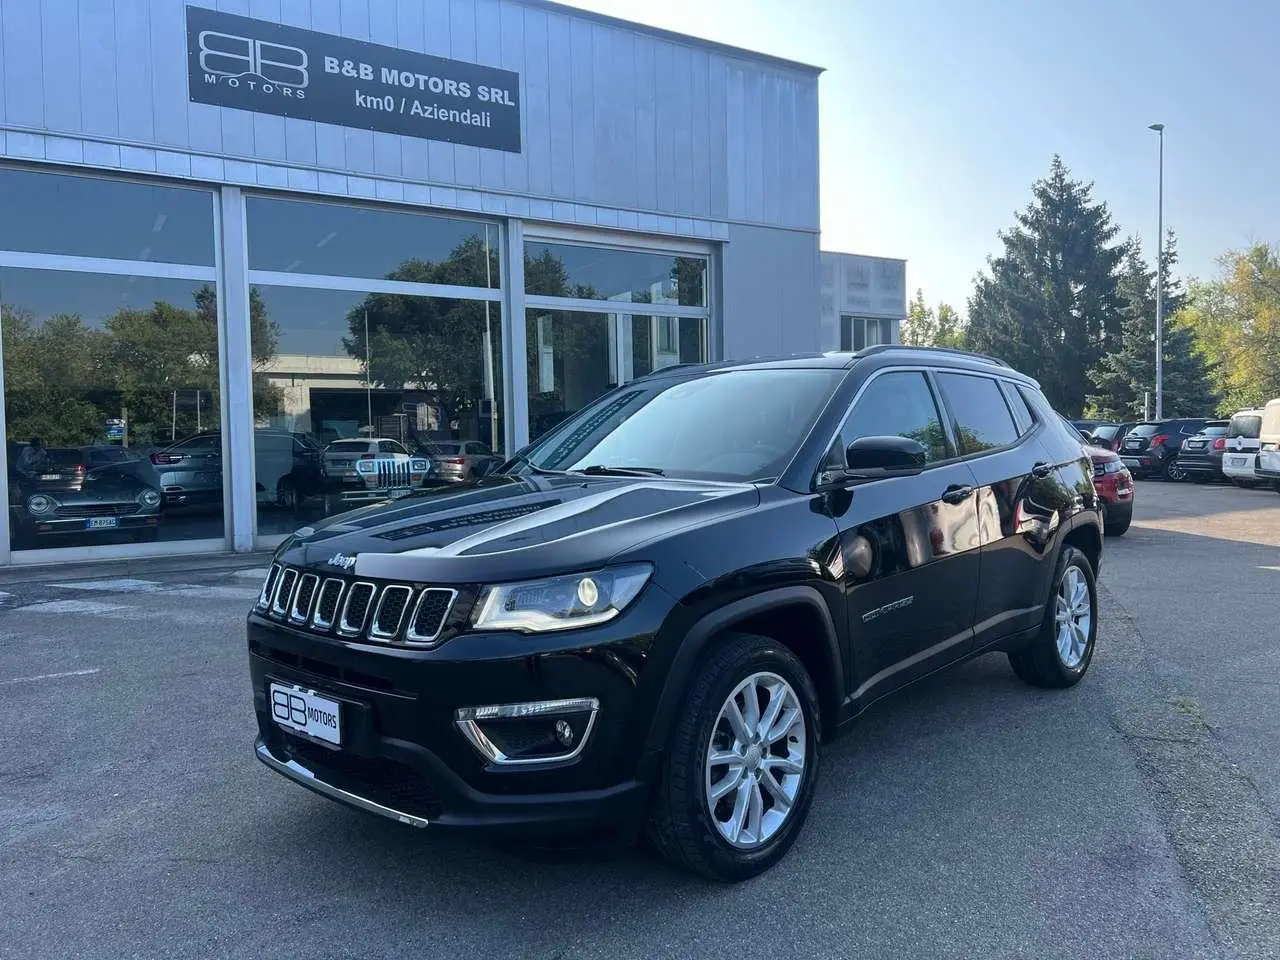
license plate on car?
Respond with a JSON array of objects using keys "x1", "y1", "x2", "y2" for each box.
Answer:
[
  {"x1": 85, "y1": 517, "x2": 119, "y2": 529},
  {"x1": 1228, "y1": 456, "x2": 1248, "y2": 467},
  {"x1": 1122, "y1": 457, "x2": 1140, "y2": 468},
  {"x1": 388, "y1": 486, "x2": 412, "y2": 499},
  {"x1": 269, "y1": 682, "x2": 342, "y2": 745}
]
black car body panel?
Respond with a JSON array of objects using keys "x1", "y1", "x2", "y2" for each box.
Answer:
[
  {"x1": 1175, "y1": 423, "x2": 1229, "y2": 480},
  {"x1": 249, "y1": 347, "x2": 1104, "y2": 835}
]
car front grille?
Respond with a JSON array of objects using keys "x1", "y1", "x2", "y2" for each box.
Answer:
[
  {"x1": 256, "y1": 563, "x2": 458, "y2": 647},
  {"x1": 55, "y1": 503, "x2": 137, "y2": 517}
]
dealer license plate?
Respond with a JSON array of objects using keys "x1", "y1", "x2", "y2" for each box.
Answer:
[
  {"x1": 1227, "y1": 456, "x2": 1249, "y2": 467},
  {"x1": 85, "y1": 517, "x2": 120, "y2": 529},
  {"x1": 268, "y1": 682, "x2": 342, "y2": 745}
]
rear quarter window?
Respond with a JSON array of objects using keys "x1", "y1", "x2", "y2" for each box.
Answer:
[{"x1": 935, "y1": 372, "x2": 1020, "y2": 454}]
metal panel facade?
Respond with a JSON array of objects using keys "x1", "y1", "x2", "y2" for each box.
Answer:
[
  {"x1": 818, "y1": 252, "x2": 907, "y2": 351},
  {"x1": 0, "y1": 0, "x2": 820, "y2": 234}
]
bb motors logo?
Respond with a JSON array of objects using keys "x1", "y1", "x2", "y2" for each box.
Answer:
[{"x1": 198, "y1": 29, "x2": 309, "y2": 99}]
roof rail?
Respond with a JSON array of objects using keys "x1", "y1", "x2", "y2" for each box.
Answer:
[{"x1": 856, "y1": 344, "x2": 1010, "y2": 368}]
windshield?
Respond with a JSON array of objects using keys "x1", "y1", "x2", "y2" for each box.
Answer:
[
  {"x1": 1090, "y1": 424, "x2": 1121, "y2": 441},
  {"x1": 1199, "y1": 425, "x2": 1228, "y2": 437},
  {"x1": 522, "y1": 368, "x2": 846, "y2": 482},
  {"x1": 431, "y1": 442, "x2": 463, "y2": 454},
  {"x1": 328, "y1": 440, "x2": 370, "y2": 452},
  {"x1": 1128, "y1": 423, "x2": 1162, "y2": 438},
  {"x1": 1228, "y1": 415, "x2": 1262, "y2": 439}
]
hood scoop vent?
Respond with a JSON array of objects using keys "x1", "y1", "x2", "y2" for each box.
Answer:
[{"x1": 374, "y1": 500, "x2": 562, "y2": 541}]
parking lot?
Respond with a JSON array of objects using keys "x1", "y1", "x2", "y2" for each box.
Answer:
[{"x1": 2, "y1": 481, "x2": 1278, "y2": 960}]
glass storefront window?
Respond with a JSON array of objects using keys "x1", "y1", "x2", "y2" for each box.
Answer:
[
  {"x1": 626, "y1": 315, "x2": 705, "y2": 379},
  {"x1": 246, "y1": 196, "x2": 500, "y2": 286},
  {"x1": 526, "y1": 311, "x2": 707, "y2": 441},
  {"x1": 249, "y1": 285, "x2": 503, "y2": 536},
  {"x1": 0, "y1": 168, "x2": 215, "y2": 265},
  {"x1": 525, "y1": 242, "x2": 707, "y2": 307},
  {"x1": 2, "y1": 270, "x2": 224, "y2": 550}
]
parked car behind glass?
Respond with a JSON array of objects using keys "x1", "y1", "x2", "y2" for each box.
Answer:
[
  {"x1": 1119, "y1": 418, "x2": 1209, "y2": 480},
  {"x1": 426, "y1": 440, "x2": 501, "y2": 483},
  {"x1": 8, "y1": 450, "x2": 161, "y2": 547},
  {"x1": 1174, "y1": 421, "x2": 1230, "y2": 484}
]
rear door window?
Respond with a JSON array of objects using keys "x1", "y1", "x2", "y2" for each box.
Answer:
[
  {"x1": 935, "y1": 372, "x2": 1020, "y2": 455},
  {"x1": 999, "y1": 382, "x2": 1035, "y2": 434}
]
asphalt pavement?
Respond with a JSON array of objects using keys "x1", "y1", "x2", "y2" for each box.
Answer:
[{"x1": 1, "y1": 480, "x2": 1277, "y2": 959}]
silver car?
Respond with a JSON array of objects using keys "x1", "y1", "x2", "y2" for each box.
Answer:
[
  {"x1": 428, "y1": 441, "x2": 500, "y2": 483},
  {"x1": 150, "y1": 433, "x2": 223, "y2": 506}
]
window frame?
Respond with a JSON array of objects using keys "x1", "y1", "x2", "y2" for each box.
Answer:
[
  {"x1": 931, "y1": 370, "x2": 1027, "y2": 459},
  {"x1": 819, "y1": 367, "x2": 958, "y2": 477}
]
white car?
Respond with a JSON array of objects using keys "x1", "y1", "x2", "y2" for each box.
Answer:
[
  {"x1": 321, "y1": 438, "x2": 434, "y2": 501},
  {"x1": 1221, "y1": 409, "x2": 1264, "y2": 486},
  {"x1": 1257, "y1": 398, "x2": 1280, "y2": 492}
]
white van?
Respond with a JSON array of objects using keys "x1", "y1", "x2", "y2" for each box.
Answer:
[
  {"x1": 1255, "y1": 398, "x2": 1280, "y2": 491},
  {"x1": 1222, "y1": 408, "x2": 1265, "y2": 485}
]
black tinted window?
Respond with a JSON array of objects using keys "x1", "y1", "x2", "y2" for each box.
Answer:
[
  {"x1": 1001, "y1": 382, "x2": 1035, "y2": 434},
  {"x1": 835, "y1": 371, "x2": 949, "y2": 464},
  {"x1": 1228, "y1": 415, "x2": 1262, "y2": 439},
  {"x1": 937, "y1": 373, "x2": 1019, "y2": 454}
]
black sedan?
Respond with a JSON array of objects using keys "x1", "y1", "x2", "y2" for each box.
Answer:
[
  {"x1": 10, "y1": 461, "x2": 162, "y2": 547},
  {"x1": 1175, "y1": 421, "x2": 1230, "y2": 483}
]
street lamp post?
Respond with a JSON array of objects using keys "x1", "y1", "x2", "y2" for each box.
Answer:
[{"x1": 1149, "y1": 122, "x2": 1165, "y2": 420}]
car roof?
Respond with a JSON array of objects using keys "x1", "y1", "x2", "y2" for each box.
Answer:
[{"x1": 632, "y1": 345, "x2": 1036, "y2": 384}]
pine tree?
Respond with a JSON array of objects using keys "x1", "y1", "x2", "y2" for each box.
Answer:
[
  {"x1": 1087, "y1": 231, "x2": 1216, "y2": 419},
  {"x1": 966, "y1": 156, "x2": 1125, "y2": 415}
]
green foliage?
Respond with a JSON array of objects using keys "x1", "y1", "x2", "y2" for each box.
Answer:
[
  {"x1": 966, "y1": 156, "x2": 1125, "y2": 416},
  {"x1": 1086, "y1": 232, "x2": 1216, "y2": 419},
  {"x1": 901, "y1": 289, "x2": 965, "y2": 349},
  {"x1": 1176, "y1": 243, "x2": 1280, "y2": 413},
  {"x1": 4, "y1": 285, "x2": 283, "y2": 448}
]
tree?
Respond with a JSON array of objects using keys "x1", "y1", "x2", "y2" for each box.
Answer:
[
  {"x1": 1087, "y1": 232, "x2": 1215, "y2": 419},
  {"x1": 1176, "y1": 243, "x2": 1280, "y2": 413},
  {"x1": 966, "y1": 156, "x2": 1125, "y2": 415},
  {"x1": 901, "y1": 289, "x2": 965, "y2": 349}
]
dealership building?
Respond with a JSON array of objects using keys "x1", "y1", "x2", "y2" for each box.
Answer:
[{"x1": 0, "y1": 0, "x2": 898, "y2": 566}]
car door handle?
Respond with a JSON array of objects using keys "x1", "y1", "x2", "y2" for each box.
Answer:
[
  {"x1": 1032, "y1": 461, "x2": 1053, "y2": 479},
  {"x1": 941, "y1": 483, "x2": 974, "y2": 505}
]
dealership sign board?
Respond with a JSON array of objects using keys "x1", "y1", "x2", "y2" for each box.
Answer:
[{"x1": 186, "y1": 6, "x2": 522, "y2": 153}]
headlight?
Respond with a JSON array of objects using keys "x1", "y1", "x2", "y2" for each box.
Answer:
[
  {"x1": 356, "y1": 459, "x2": 376, "y2": 474},
  {"x1": 140, "y1": 489, "x2": 161, "y2": 507},
  {"x1": 472, "y1": 564, "x2": 653, "y2": 633},
  {"x1": 410, "y1": 459, "x2": 430, "y2": 472},
  {"x1": 26, "y1": 494, "x2": 56, "y2": 515}
]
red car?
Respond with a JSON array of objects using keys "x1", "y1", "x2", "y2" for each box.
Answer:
[
  {"x1": 1088, "y1": 443, "x2": 1134, "y2": 536},
  {"x1": 1063, "y1": 418, "x2": 1134, "y2": 535}
]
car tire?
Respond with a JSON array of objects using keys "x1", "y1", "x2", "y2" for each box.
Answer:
[
  {"x1": 1164, "y1": 460, "x2": 1187, "y2": 482},
  {"x1": 647, "y1": 632, "x2": 821, "y2": 882},
  {"x1": 1008, "y1": 545, "x2": 1098, "y2": 689},
  {"x1": 1104, "y1": 510, "x2": 1131, "y2": 537}
]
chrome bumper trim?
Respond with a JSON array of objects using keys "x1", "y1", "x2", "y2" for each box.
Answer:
[{"x1": 255, "y1": 740, "x2": 430, "y2": 828}]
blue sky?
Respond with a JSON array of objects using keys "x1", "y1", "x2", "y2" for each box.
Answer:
[{"x1": 563, "y1": 0, "x2": 1277, "y2": 315}]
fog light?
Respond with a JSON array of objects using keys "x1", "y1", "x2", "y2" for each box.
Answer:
[
  {"x1": 555, "y1": 719, "x2": 575, "y2": 747},
  {"x1": 576, "y1": 576, "x2": 599, "y2": 607},
  {"x1": 455, "y1": 697, "x2": 599, "y2": 766}
]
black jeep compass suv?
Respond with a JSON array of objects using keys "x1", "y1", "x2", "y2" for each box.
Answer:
[{"x1": 249, "y1": 345, "x2": 1103, "y2": 881}]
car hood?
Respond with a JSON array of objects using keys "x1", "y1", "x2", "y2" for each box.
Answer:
[{"x1": 276, "y1": 473, "x2": 762, "y2": 584}]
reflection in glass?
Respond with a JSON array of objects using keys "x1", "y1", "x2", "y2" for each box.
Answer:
[
  {"x1": 2, "y1": 270, "x2": 225, "y2": 550},
  {"x1": 834, "y1": 371, "x2": 950, "y2": 464},
  {"x1": 0, "y1": 168, "x2": 215, "y2": 265},
  {"x1": 526, "y1": 310, "x2": 614, "y2": 441},
  {"x1": 247, "y1": 196, "x2": 499, "y2": 286},
  {"x1": 251, "y1": 285, "x2": 503, "y2": 536},
  {"x1": 626, "y1": 315, "x2": 705, "y2": 379},
  {"x1": 525, "y1": 242, "x2": 706, "y2": 307},
  {"x1": 935, "y1": 373, "x2": 1020, "y2": 454}
]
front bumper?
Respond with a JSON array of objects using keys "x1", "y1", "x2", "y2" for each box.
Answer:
[{"x1": 247, "y1": 585, "x2": 675, "y2": 835}]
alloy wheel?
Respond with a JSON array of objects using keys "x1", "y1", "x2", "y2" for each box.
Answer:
[
  {"x1": 1054, "y1": 566, "x2": 1092, "y2": 669},
  {"x1": 704, "y1": 671, "x2": 807, "y2": 850}
]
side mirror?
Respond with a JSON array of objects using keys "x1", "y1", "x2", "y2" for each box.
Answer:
[{"x1": 843, "y1": 435, "x2": 928, "y2": 477}]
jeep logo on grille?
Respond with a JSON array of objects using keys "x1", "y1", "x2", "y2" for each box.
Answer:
[{"x1": 327, "y1": 553, "x2": 357, "y2": 571}]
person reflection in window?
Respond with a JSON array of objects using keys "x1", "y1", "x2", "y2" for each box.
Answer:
[{"x1": 16, "y1": 437, "x2": 48, "y2": 478}]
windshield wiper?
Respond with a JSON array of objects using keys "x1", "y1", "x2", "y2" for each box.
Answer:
[
  {"x1": 576, "y1": 464, "x2": 666, "y2": 477},
  {"x1": 498, "y1": 454, "x2": 569, "y2": 477}
]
